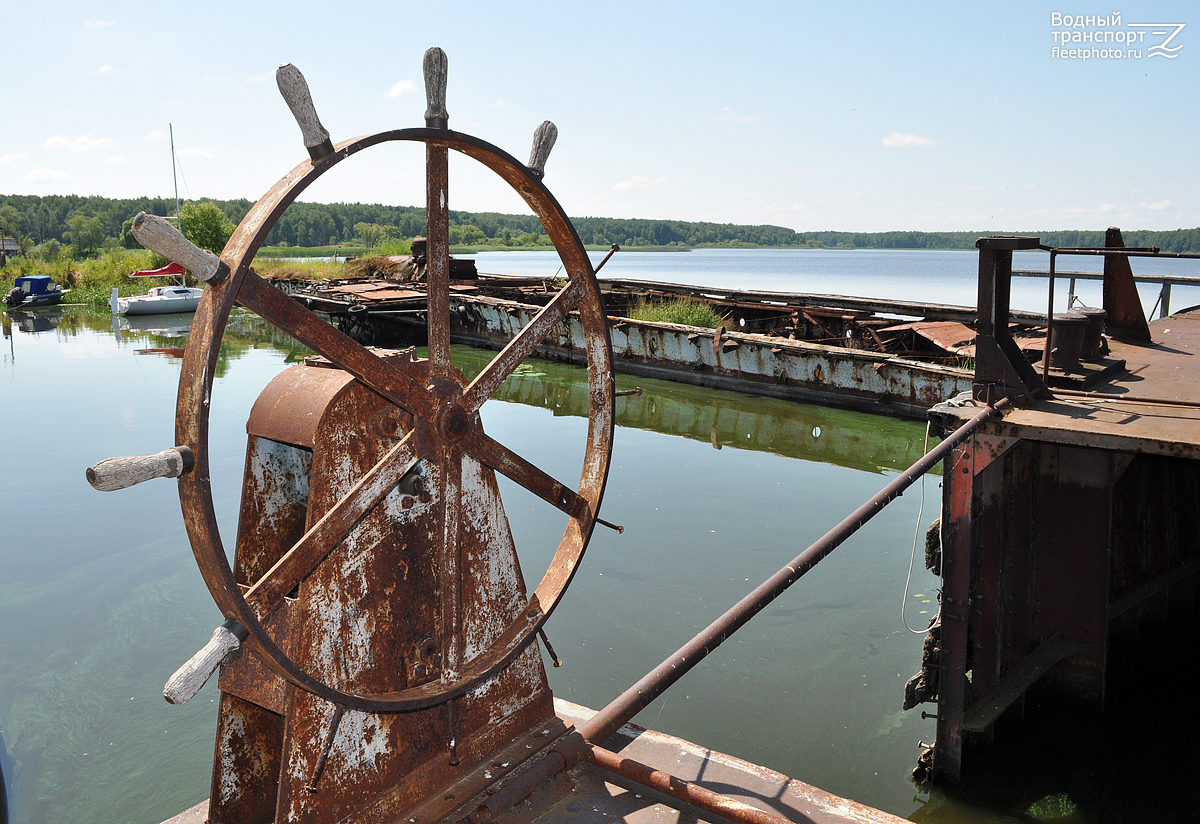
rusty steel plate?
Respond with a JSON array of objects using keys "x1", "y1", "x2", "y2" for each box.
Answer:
[{"x1": 175, "y1": 128, "x2": 615, "y2": 713}]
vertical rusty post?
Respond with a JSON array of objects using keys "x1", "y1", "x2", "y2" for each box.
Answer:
[
  {"x1": 424, "y1": 47, "x2": 452, "y2": 373},
  {"x1": 973, "y1": 236, "x2": 1050, "y2": 406},
  {"x1": 426, "y1": 143, "x2": 451, "y2": 371},
  {"x1": 423, "y1": 45, "x2": 464, "y2": 764},
  {"x1": 933, "y1": 439, "x2": 977, "y2": 783}
]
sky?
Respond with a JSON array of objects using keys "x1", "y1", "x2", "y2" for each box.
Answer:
[{"x1": 2, "y1": 1, "x2": 1197, "y2": 234}]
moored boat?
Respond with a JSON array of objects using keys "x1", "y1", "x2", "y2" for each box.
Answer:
[
  {"x1": 110, "y1": 262, "x2": 203, "y2": 315},
  {"x1": 4, "y1": 275, "x2": 67, "y2": 308},
  {"x1": 111, "y1": 284, "x2": 204, "y2": 315}
]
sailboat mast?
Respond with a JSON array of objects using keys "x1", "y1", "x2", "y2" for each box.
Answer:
[{"x1": 169, "y1": 123, "x2": 181, "y2": 235}]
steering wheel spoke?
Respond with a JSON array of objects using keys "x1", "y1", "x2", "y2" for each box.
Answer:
[
  {"x1": 463, "y1": 275, "x2": 587, "y2": 413},
  {"x1": 236, "y1": 270, "x2": 440, "y2": 423},
  {"x1": 436, "y1": 442, "x2": 465, "y2": 680},
  {"x1": 466, "y1": 429, "x2": 589, "y2": 520},
  {"x1": 244, "y1": 433, "x2": 420, "y2": 617}
]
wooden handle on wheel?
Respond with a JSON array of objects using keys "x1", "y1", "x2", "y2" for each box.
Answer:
[
  {"x1": 527, "y1": 121, "x2": 558, "y2": 179},
  {"x1": 276, "y1": 63, "x2": 335, "y2": 160},
  {"x1": 423, "y1": 47, "x2": 448, "y2": 128},
  {"x1": 163, "y1": 620, "x2": 248, "y2": 705},
  {"x1": 131, "y1": 213, "x2": 228, "y2": 284},
  {"x1": 86, "y1": 446, "x2": 194, "y2": 491}
]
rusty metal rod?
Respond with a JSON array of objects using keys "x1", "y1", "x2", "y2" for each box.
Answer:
[
  {"x1": 578, "y1": 398, "x2": 1009, "y2": 746},
  {"x1": 597, "y1": 517, "x2": 624, "y2": 533},
  {"x1": 461, "y1": 398, "x2": 1008, "y2": 824},
  {"x1": 538, "y1": 628, "x2": 563, "y2": 667},
  {"x1": 305, "y1": 704, "x2": 346, "y2": 793},
  {"x1": 586, "y1": 743, "x2": 799, "y2": 824},
  {"x1": 593, "y1": 243, "x2": 620, "y2": 276}
]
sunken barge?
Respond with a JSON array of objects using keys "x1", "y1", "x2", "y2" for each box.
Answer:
[{"x1": 271, "y1": 249, "x2": 993, "y2": 420}]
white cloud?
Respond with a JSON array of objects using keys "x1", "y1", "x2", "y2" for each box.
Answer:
[
  {"x1": 25, "y1": 168, "x2": 73, "y2": 183},
  {"x1": 490, "y1": 99, "x2": 507, "y2": 108},
  {"x1": 84, "y1": 18, "x2": 114, "y2": 27},
  {"x1": 104, "y1": 155, "x2": 127, "y2": 165},
  {"x1": 96, "y1": 65, "x2": 117, "y2": 75},
  {"x1": 46, "y1": 134, "x2": 113, "y2": 153},
  {"x1": 881, "y1": 131, "x2": 938, "y2": 147},
  {"x1": 177, "y1": 146, "x2": 212, "y2": 158},
  {"x1": 613, "y1": 174, "x2": 669, "y2": 192},
  {"x1": 1144, "y1": 199, "x2": 1173, "y2": 211},
  {"x1": 145, "y1": 129, "x2": 165, "y2": 140},
  {"x1": 1098, "y1": 202, "x2": 1116, "y2": 214},
  {"x1": 387, "y1": 79, "x2": 416, "y2": 98},
  {"x1": 717, "y1": 107, "x2": 754, "y2": 124},
  {"x1": 244, "y1": 71, "x2": 272, "y2": 83},
  {"x1": 0, "y1": 153, "x2": 27, "y2": 169}
]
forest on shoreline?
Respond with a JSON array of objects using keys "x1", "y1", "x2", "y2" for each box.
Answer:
[{"x1": 4, "y1": 193, "x2": 1200, "y2": 254}]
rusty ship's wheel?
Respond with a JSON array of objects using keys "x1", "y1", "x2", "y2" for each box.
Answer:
[{"x1": 137, "y1": 52, "x2": 614, "y2": 713}]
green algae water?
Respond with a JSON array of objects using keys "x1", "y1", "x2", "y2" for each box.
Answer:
[{"x1": 4, "y1": 304, "x2": 1182, "y2": 824}]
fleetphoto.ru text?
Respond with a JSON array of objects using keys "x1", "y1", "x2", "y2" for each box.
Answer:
[{"x1": 1050, "y1": 11, "x2": 1185, "y2": 61}]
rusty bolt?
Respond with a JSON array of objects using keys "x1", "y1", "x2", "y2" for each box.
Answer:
[{"x1": 439, "y1": 403, "x2": 470, "y2": 443}]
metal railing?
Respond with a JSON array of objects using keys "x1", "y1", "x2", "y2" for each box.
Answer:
[{"x1": 1014, "y1": 254, "x2": 1200, "y2": 319}]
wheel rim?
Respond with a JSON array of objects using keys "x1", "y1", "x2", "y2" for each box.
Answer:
[{"x1": 176, "y1": 129, "x2": 614, "y2": 712}]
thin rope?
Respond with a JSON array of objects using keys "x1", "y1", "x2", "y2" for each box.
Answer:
[{"x1": 901, "y1": 420, "x2": 934, "y2": 634}]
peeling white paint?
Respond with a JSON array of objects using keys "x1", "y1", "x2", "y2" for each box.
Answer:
[
  {"x1": 218, "y1": 708, "x2": 247, "y2": 804},
  {"x1": 333, "y1": 708, "x2": 393, "y2": 771}
]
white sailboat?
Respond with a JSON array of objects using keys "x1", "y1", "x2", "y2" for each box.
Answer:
[
  {"x1": 110, "y1": 261, "x2": 203, "y2": 315},
  {"x1": 112, "y1": 125, "x2": 206, "y2": 316}
]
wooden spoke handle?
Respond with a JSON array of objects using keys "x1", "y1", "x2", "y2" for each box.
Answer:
[
  {"x1": 86, "y1": 446, "x2": 194, "y2": 491},
  {"x1": 163, "y1": 620, "x2": 248, "y2": 705},
  {"x1": 423, "y1": 46, "x2": 448, "y2": 128},
  {"x1": 276, "y1": 63, "x2": 334, "y2": 160},
  {"x1": 131, "y1": 213, "x2": 228, "y2": 284},
  {"x1": 527, "y1": 121, "x2": 558, "y2": 179}
]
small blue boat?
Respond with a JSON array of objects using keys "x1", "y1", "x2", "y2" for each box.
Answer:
[{"x1": 4, "y1": 275, "x2": 68, "y2": 309}]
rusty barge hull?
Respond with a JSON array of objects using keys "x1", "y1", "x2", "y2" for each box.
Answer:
[
  {"x1": 921, "y1": 235, "x2": 1200, "y2": 787},
  {"x1": 378, "y1": 292, "x2": 972, "y2": 420},
  {"x1": 279, "y1": 270, "x2": 981, "y2": 418}
]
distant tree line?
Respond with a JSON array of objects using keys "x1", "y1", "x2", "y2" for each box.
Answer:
[
  {"x1": 795, "y1": 228, "x2": 1200, "y2": 253},
  {"x1": 3, "y1": 193, "x2": 1200, "y2": 254}
]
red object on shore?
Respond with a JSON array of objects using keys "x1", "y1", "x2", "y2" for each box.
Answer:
[{"x1": 129, "y1": 261, "x2": 186, "y2": 278}]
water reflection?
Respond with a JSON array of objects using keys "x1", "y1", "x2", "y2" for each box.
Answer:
[
  {"x1": 112, "y1": 311, "x2": 194, "y2": 339},
  {"x1": 4, "y1": 307, "x2": 65, "y2": 335},
  {"x1": 452, "y1": 348, "x2": 938, "y2": 476}
]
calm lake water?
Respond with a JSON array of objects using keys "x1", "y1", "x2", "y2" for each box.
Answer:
[{"x1": 2, "y1": 248, "x2": 1193, "y2": 824}]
